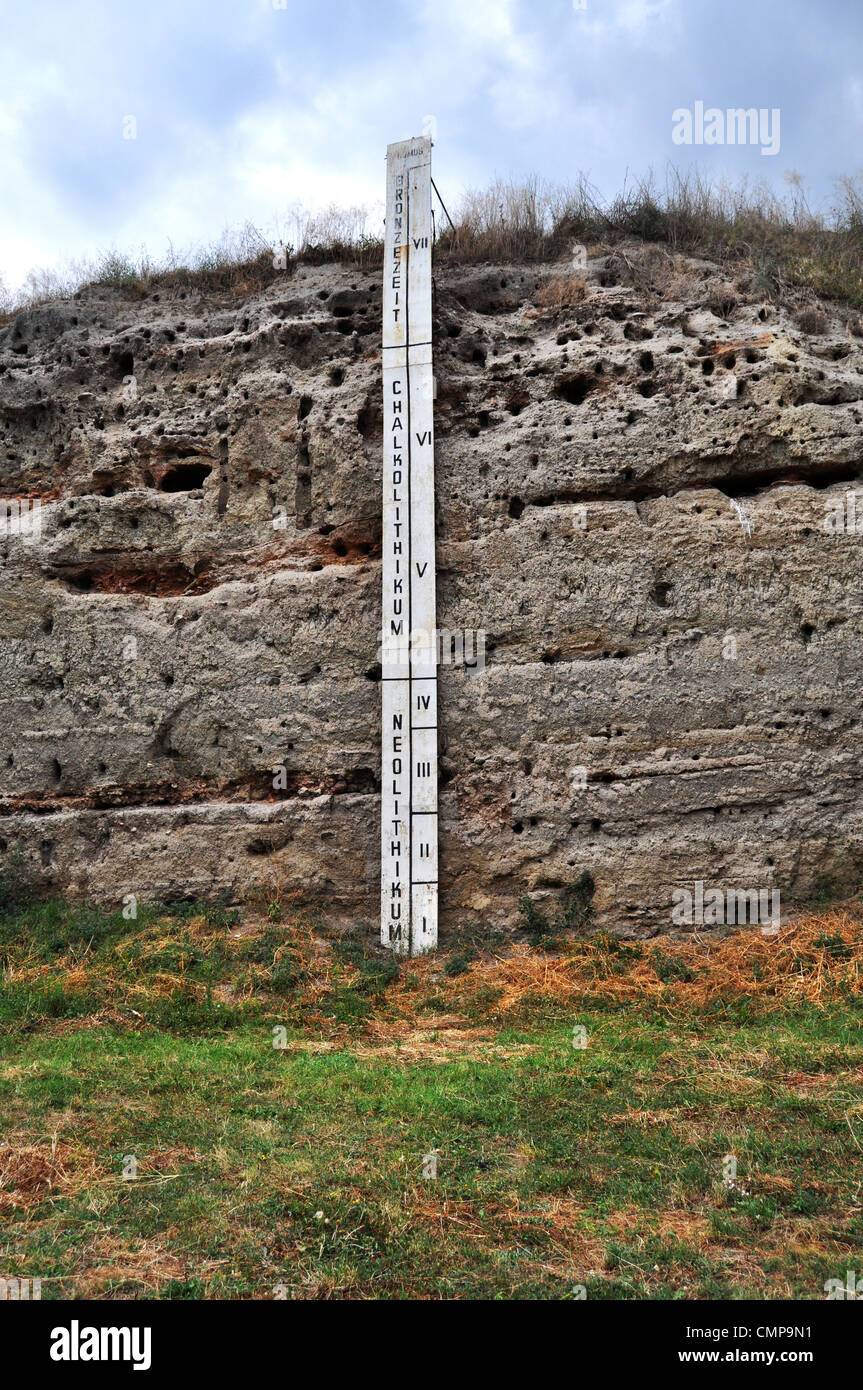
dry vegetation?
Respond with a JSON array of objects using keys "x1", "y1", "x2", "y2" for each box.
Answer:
[
  {"x1": 425, "y1": 909, "x2": 863, "y2": 1017},
  {"x1": 2, "y1": 861, "x2": 863, "y2": 1035},
  {"x1": 533, "y1": 272, "x2": 588, "y2": 310},
  {"x1": 209, "y1": 901, "x2": 863, "y2": 1030},
  {"x1": 2, "y1": 169, "x2": 862, "y2": 323}
]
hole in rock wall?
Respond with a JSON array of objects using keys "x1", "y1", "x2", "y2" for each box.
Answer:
[{"x1": 159, "y1": 462, "x2": 212, "y2": 492}]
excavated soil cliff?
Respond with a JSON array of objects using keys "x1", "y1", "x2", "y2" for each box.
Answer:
[{"x1": 2, "y1": 245, "x2": 863, "y2": 934}]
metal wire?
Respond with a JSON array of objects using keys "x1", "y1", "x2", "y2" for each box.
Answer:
[{"x1": 431, "y1": 177, "x2": 456, "y2": 232}]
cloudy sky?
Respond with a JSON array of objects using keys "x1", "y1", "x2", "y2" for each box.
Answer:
[{"x1": 1, "y1": 0, "x2": 860, "y2": 291}]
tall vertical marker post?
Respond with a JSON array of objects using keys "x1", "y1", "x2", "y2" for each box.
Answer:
[{"x1": 381, "y1": 136, "x2": 438, "y2": 956}]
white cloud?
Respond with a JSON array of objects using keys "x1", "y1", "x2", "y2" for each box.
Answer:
[{"x1": 0, "y1": 0, "x2": 859, "y2": 294}]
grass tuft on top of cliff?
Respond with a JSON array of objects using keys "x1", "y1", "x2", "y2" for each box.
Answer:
[{"x1": 2, "y1": 168, "x2": 862, "y2": 321}]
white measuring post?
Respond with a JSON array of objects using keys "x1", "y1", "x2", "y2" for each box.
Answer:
[{"x1": 380, "y1": 135, "x2": 438, "y2": 957}]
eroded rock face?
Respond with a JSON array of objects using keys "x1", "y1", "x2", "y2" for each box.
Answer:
[{"x1": 1, "y1": 249, "x2": 863, "y2": 934}]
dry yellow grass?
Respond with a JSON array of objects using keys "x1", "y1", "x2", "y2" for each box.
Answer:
[
  {"x1": 78, "y1": 1236, "x2": 188, "y2": 1296},
  {"x1": 0, "y1": 1143, "x2": 67, "y2": 1208},
  {"x1": 0, "y1": 1139, "x2": 102, "y2": 1210},
  {"x1": 8, "y1": 895, "x2": 862, "y2": 1045},
  {"x1": 533, "y1": 273, "x2": 587, "y2": 309},
  {"x1": 387, "y1": 907, "x2": 863, "y2": 1018}
]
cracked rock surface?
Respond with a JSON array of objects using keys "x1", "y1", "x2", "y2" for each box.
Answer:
[{"x1": 2, "y1": 246, "x2": 863, "y2": 933}]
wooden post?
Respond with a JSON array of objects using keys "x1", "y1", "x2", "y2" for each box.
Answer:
[{"x1": 380, "y1": 136, "x2": 438, "y2": 956}]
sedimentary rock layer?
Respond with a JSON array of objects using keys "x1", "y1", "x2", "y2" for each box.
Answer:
[{"x1": 1, "y1": 249, "x2": 862, "y2": 933}]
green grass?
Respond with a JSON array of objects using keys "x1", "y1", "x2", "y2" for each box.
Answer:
[
  {"x1": 1, "y1": 895, "x2": 862, "y2": 1299},
  {"x1": 0, "y1": 906, "x2": 856, "y2": 1295},
  {"x1": 1, "y1": 1013, "x2": 862, "y2": 1300}
]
